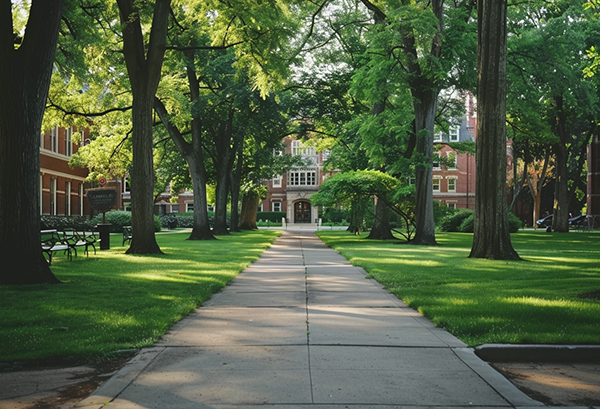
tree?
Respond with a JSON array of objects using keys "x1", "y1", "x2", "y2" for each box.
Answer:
[
  {"x1": 311, "y1": 170, "x2": 405, "y2": 238},
  {"x1": 469, "y1": 0, "x2": 520, "y2": 260},
  {"x1": 506, "y1": 2, "x2": 600, "y2": 230},
  {"x1": 117, "y1": 0, "x2": 170, "y2": 254},
  {"x1": 0, "y1": 0, "x2": 64, "y2": 284}
]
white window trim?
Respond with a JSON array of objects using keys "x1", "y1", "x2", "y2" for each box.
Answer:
[
  {"x1": 449, "y1": 125, "x2": 460, "y2": 142},
  {"x1": 65, "y1": 181, "x2": 72, "y2": 215},
  {"x1": 447, "y1": 151, "x2": 457, "y2": 170},
  {"x1": 50, "y1": 126, "x2": 58, "y2": 153},
  {"x1": 65, "y1": 127, "x2": 72, "y2": 157},
  {"x1": 79, "y1": 183, "x2": 84, "y2": 215},
  {"x1": 446, "y1": 177, "x2": 457, "y2": 192},
  {"x1": 273, "y1": 175, "x2": 282, "y2": 188},
  {"x1": 50, "y1": 178, "x2": 57, "y2": 215},
  {"x1": 432, "y1": 176, "x2": 441, "y2": 192}
]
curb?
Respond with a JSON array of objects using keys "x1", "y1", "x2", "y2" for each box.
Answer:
[{"x1": 474, "y1": 344, "x2": 600, "y2": 363}]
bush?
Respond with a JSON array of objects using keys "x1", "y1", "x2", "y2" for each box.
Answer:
[
  {"x1": 40, "y1": 215, "x2": 94, "y2": 230},
  {"x1": 508, "y1": 212, "x2": 523, "y2": 233},
  {"x1": 438, "y1": 209, "x2": 473, "y2": 232},
  {"x1": 456, "y1": 212, "x2": 523, "y2": 233},
  {"x1": 91, "y1": 211, "x2": 161, "y2": 233},
  {"x1": 433, "y1": 202, "x2": 460, "y2": 225},
  {"x1": 256, "y1": 211, "x2": 286, "y2": 222},
  {"x1": 458, "y1": 214, "x2": 474, "y2": 233},
  {"x1": 320, "y1": 208, "x2": 350, "y2": 223}
]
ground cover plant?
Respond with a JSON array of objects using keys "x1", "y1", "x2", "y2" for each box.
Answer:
[
  {"x1": 0, "y1": 230, "x2": 279, "y2": 365},
  {"x1": 317, "y1": 230, "x2": 600, "y2": 346}
]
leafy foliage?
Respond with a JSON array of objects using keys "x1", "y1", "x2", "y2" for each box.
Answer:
[{"x1": 91, "y1": 211, "x2": 161, "y2": 233}]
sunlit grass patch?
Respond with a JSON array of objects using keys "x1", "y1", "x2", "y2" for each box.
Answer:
[
  {"x1": 317, "y1": 230, "x2": 600, "y2": 346},
  {"x1": 0, "y1": 229, "x2": 280, "y2": 365}
]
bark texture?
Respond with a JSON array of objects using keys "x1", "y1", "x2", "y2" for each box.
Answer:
[
  {"x1": 470, "y1": 0, "x2": 520, "y2": 260},
  {"x1": 0, "y1": 0, "x2": 64, "y2": 284},
  {"x1": 118, "y1": 0, "x2": 170, "y2": 254},
  {"x1": 239, "y1": 193, "x2": 259, "y2": 230},
  {"x1": 366, "y1": 196, "x2": 395, "y2": 240}
]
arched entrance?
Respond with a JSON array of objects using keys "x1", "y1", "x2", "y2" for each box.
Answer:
[{"x1": 294, "y1": 201, "x2": 312, "y2": 223}]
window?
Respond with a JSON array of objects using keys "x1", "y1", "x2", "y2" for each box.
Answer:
[
  {"x1": 186, "y1": 202, "x2": 194, "y2": 212},
  {"x1": 258, "y1": 202, "x2": 263, "y2": 212},
  {"x1": 272, "y1": 202, "x2": 281, "y2": 212},
  {"x1": 288, "y1": 169, "x2": 317, "y2": 186},
  {"x1": 433, "y1": 155, "x2": 441, "y2": 170},
  {"x1": 79, "y1": 183, "x2": 84, "y2": 215},
  {"x1": 447, "y1": 177, "x2": 456, "y2": 192},
  {"x1": 65, "y1": 181, "x2": 71, "y2": 215},
  {"x1": 65, "y1": 127, "x2": 72, "y2": 156},
  {"x1": 433, "y1": 132, "x2": 443, "y2": 142},
  {"x1": 447, "y1": 202, "x2": 457, "y2": 209},
  {"x1": 123, "y1": 177, "x2": 131, "y2": 193},
  {"x1": 273, "y1": 175, "x2": 282, "y2": 188},
  {"x1": 291, "y1": 140, "x2": 316, "y2": 156},
  {"x1": 291, "y1": 140, "x2": 301, "y2": 155},
  {"x1": 50, "y1": 178, "x2": 57, "y2": 215},
  {"x1": 50, "y1": 127, "x2": 58, "y2": 153},
  {"x1": 447, "y1": 151, "x2": 457, "y2": 169},
  {"x1": 449, "y1": 125, "x2": 460, "y2": 142},
  {"x1": 432, "y1": 177, "x2": 441, "y2": 192}
]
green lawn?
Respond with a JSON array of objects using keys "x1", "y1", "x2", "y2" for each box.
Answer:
[
  {"x1": 0, "y1": 229, "x2": 280, "y2": 365},
  {"x1": 317, "y1": 230, "x2": 600, "y2": 346}
]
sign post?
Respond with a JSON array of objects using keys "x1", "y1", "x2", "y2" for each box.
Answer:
[{"x1": 87, "y1": 186, "x2": 117, "y2": 250}]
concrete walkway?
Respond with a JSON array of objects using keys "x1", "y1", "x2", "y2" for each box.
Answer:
[{"x1": 77, "y1": 231, "x2": 550, "y2": 409}]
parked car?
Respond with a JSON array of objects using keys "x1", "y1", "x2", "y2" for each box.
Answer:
[
  {"x1": 536, "y1": 214, "x2": 553, "y2": 228},
  {"x1": 569, "y1": 214, "x2": 587, "y2": 228},
  {"x1": 536, "y1": 213, "x2": 575, "y2": 228}
]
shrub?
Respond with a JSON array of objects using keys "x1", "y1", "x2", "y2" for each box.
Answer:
[
  {"x1": 438, "y1": 209, "x2": 473, "y2": 232},
  {"x1": 320, "y1": 207, "x2": 350, "y2": 223},
  {"x1": 457, "y1": 212, "x2": 523, "y2": 233},
  {"x1": 433, "y1": 202, "x2": 459, "y2": 225},
  {"x1": 91, "y1": 211, "x2": 161, "y2": 233},
  {"x1": 40, "y1": 215, "x2": 94, "y2": 230},
  {"x1": 256, "y1": 211, "x2": 286, "y2": 222},
  {"x1": 508, "y1": 212, "x2": 523, "y2": 233},
  {"x1": 458, "y1": 214, "x2": 474, "y2": 233}
]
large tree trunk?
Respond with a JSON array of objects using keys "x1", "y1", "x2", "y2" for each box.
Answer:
[
  {"x1": 470, "y1": 0, "x2": 520, "y2": 260},
  {"x1": 239, "y1": 192, "x2": 259, "y2": 230},
  {"x1": 0, "y1": 0, "x2": 63, "y2": 285},
  {"x1": 188, "y1": 157, "x2": 215, "y2": 240},
  {"x1": 552, "y1": 95, "x2": 569, "y2": 233},
  {"x1": 154, "y1": 50, "x2": 216, "y2": 241},
  {"x1": 411, "y1": 88, "x2": 438, "y2": 245},
  {"x1": 366, "y1": 196, "x2": 395, "y2": 240},
  {"x1": 229, "y1": 137, "x2": 244, "y2": 232},
  {"x1": 118, "y1": 0, "x2": 170, "y2": 255},
  {"x1": 212, "y1": 111, "x2": 234, "y2": 235}
]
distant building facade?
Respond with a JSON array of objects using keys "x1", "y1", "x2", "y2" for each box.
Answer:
[
  {"x1": 261, "y1": 138, "x2": 334, "y2": 224},
  {"x1": 40, "y1": 126, "x2": 91, "y2": 216}
]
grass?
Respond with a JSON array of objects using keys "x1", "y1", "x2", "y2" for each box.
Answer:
[
  {"x1": 317, "y1": 229, "x2": 600, "y2": 347},
  {"x1": 0, "y1": 229, "x2": 280, "y2": 365}
]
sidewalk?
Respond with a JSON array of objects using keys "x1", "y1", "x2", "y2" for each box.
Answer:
[{"x1": 75, "y1": 231, "x2": 572, "y2": 409}]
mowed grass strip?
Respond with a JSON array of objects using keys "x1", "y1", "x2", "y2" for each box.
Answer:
[
  {"x1": 0, "y1": 230, "x2": 280, "y2": 364},
  {"x1": 317, "y1": 230, "x2": 600, "y2": 346}
]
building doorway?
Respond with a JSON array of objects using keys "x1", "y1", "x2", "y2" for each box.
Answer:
[{"x1": 294, "y1": 201, "x2": 311, "y2": 223}]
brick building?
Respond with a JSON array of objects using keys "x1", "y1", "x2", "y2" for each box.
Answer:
[
  {"x1": 40, "y1": 126, "x2": 91, "y2": 216},
  {"x1": 261, "y1": 138, "x2": 334, "y2": 224}
]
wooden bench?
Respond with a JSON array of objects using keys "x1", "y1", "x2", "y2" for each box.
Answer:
[
  {"x1": 123, "y1": 226, "x2": 132, "y2": 246},
  {"x1": 41, "y1": 230, "x2": 72, "y2": 265}
]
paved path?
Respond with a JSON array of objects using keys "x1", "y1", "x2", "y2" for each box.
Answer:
[{"x1": 77, "y1": 231, "x2": 548, "y2": 409}]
